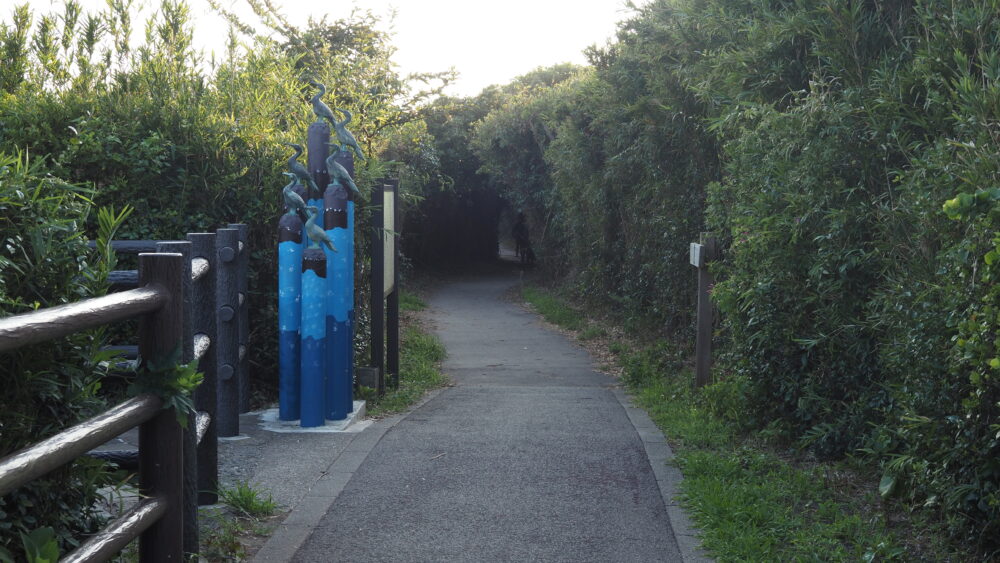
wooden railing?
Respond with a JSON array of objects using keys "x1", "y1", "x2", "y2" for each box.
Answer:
[
  {"x1": 0, "y1": 253, "x2": 186, "y2": 562},
  {"x1": 95, "y1": 223, "x2": 250, "y2": 437},
  {"x1": 90, "y1": 224, "x2": 250, "y2": 556}
]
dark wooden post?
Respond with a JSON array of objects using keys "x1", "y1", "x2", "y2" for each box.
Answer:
[
  {"x1": 188, "y1": 232, "x2": 218, "y2": 504},
  {"x1": 216, "y1": 228, "x2": 240, "y2": 437},
  {"x1": 308, "y1": 121, "x2": 331, "y2": 197},
  {"x1": 692, "y1": 234, "x2": 718, "y2": 388},
  {"x1": 370, "y1": 181, "x2": 385, "y2": 397},
  {"x1": 156, "y1": 241, "x2": 198, "y2": 559},
  {"x1": 228, "y1": 223, "x2": 250, "y2": 413},
  {"x1": 386, "y1": 179, "x2": 400, "y2": 390},
  {"x1": 137, "y1": 252, "x2": 185, "y2": 562}
]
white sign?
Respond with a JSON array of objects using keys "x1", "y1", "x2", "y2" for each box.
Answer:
[
  {"x1": 690, "y1": 242, "x2": 704, "y2": 268},
  {"x1": 383, "y1": 184, "x2": 395, "y2": 297}
]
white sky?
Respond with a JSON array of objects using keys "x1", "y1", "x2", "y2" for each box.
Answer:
[{"x1": 16, "y1": 0, "x2": 646, "y2": 97}]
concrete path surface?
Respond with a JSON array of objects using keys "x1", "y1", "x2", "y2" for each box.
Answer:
[{"x1": 259, "y1": 272, "x2": 707, "y2": 562}]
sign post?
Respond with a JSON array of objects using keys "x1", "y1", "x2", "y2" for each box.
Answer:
[
  {"x1": 384, "y1": 180, "x2": 400, "y2": 390},
  {"x1": 691, "y1": 234, "x2": 718, "y2": 388}
]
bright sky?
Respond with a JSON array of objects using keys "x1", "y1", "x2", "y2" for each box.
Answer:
[{"x1": 17, "y1": 0, "x2": 647, "y2": 97}]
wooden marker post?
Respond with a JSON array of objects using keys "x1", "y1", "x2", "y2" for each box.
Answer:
[
  {"x1": 370, "y1": 180, "x2": 385, "y2": 397},
  {"x1": 691, "y1": 234, "x2": 718, "y2": 388}
]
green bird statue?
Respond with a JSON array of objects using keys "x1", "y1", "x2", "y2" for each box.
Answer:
[
  {"x1": 332, "y1": 107, "x2": 366, "y2": 162},
  {"x1": 304, "y1": 205, "x2": 337, "y2": 252},
  {"x1": 325, "y1": 143, "x2": 361, "y2": 197},
  {"x1": 283, "y1": 143, "x2": 321, "y2": 198},
  {"x1": 281, "y1": 172, "x2": 307, "y2": 217},
  {"x1": 308, "y1": 79, "x2": 339, "y2": 126}
]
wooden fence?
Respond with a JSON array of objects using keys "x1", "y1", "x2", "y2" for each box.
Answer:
[
  {"x1": 0, "y1": 252, "x2": 186, "y2": 562},
  {"x1": 0, "y1": 223, "x2": 250, "y2": 561}
]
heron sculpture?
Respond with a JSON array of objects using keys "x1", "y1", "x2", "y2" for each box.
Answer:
[
  {"x1": 283, "y1": 143, "x2": 321, "y2": 198},
  {"x1": 308, "y1": 79, "x2": 338, "y2": 125},
  {"x1": 325, "y1": 143, "x2": 361, "y2": 197},
  {"x1": 304, "y1": 205, "x2": 337, "y2": 252},
  {"x1": 281, "y1": 172, "x2": 310, "y2": 224},
  {"x1": 332, "y1": 107, "x2": 365, "y2": 162}
]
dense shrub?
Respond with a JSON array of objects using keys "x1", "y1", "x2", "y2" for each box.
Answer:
[
  {"x1": 0, "y1": 152, "x2": 120, "y2": 554},
  {"x1": 0, "y1": 0, "x2": 446, "y2": 397},
  {"x1": 709, "y1": 91, "x2": 887, "y2": 459}
]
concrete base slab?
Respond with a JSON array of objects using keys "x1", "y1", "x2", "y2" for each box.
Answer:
[{"x1": 256, "y1": 401, "x2": 370, "y2": 433}]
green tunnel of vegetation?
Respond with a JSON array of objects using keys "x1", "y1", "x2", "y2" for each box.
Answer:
[
  {"x1": 456, "y1": 0, "x2": 1000, "y2": 555},
  {"x1": 3, "y1": 0, "x2": 1000, "y2": 558}
]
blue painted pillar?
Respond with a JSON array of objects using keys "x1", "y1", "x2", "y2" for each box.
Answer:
[
  {"x1": 278, "y1": 210, "x2": 303, "y2": 421},
  {"x1": 347, "y1": 195, "x2": 355, "y2": 411},
  {"x1": 324, "y1": 181, "x2": 350, "y2": 420},
  {"x1": 334, "y1": 149, "x2": 356, "y2": 412},
  {"x1": 300, "y1": 247, "x2": 327, "y2": 427}
]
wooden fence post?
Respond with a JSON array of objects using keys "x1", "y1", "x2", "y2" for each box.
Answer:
[
  {"x1": 137, "y1": 252, "x2": 185, "y2": 562},
  {"x1": 155, "y1": 241, "x2": 198, "y2": 559},
  {"x1": 188, "y1": 232, "x2": 218, "y2": 505},
  {"x1": 227, "y1": 223, "x2": 250, "y2": 413},
  {"x1": 692, "y1": 234, "x2": 718, "y2": 388},
  {"x1": 216, "y1": 228, "x2": 241, "y2": 437}
]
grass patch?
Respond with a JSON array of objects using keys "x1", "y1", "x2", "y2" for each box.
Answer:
[
  {"x1": 399, "y1": 290, "x2": 427, "y2": 312},
  {"x1": 521, "y1": 286, "x2": 585, "y2": 331},
  {"x1": 200, "y1": 512, "x2": 249, "y2": 562},
  {"x1": 197, "y1": 482, "x2": 278, "y2": 561},
  {"x1": 578, "y1": 326, "x2": 606, "y2": 341},
  {"x1": 364, "y1": 327, "x2": 447, "y2": 417},
  {"x1": 218, "y1": 481, "x2": 277, "y2": 519},
  {"x1": 519, "y1": 283, "x2": 938, "y2": 562}
]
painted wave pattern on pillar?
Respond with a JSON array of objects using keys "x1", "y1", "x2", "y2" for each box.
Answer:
[
  {"x1": 346, "y1": 199, "x2": 355, "y2": 413},
  {"x1": 278, "y1": 213, "x2": 303, "y2": 421},
  {"x1": 324, "y1": 182, "x2": 351, "y2": 420},
  {"x1": 300, "y1": 248, "x2": 327, "y2": 427}
]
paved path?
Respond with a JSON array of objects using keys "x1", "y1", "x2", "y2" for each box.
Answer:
[{"x1": 287, "y1": 273, "x2": 700, "y2": 562}]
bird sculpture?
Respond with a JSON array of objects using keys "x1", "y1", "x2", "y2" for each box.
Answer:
[
  {"x1": 281, "y1": 172, "x2": 307, "y2": 217},
  {"x1": 307, "y1": 79, "x2": 338, "y2": 126},
  {"x1": 332, "y1": 107, "x2": 366, "y2": 162},
  {"x1": 325, "y1": 143, "x2": 361, "y2": 197},
  {"x1": 304, "y1": 206, "x2": 337, "y2": 252},
  {"x1": 283, "y1": 143, "x2": 321, "y2": 198}
]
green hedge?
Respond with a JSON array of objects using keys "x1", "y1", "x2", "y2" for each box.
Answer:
[
  {"x1": 0, "y1": 1, "x2": 445, "y2": 399},
  {"x1": 0, "y1": 152, "x2": 118, "y2": 554}
]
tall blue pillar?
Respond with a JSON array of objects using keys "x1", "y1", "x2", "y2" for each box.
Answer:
[
  {"x1": 278, "y1": 210, "x2": 303, "y2": 421},
  {"x1": 300, "y1": 247, "x2": 327, "y2": 427},
  {"x1": 334, "y1": 149, "x2": 356, "y2": 412},
  {"x1": 324, "y1": 181, "x2": 351, "y2": 420}
]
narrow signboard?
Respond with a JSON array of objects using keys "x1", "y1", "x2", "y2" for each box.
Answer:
[{"x1": 383, "y1": 183, "x2": 396, "y2": 298}]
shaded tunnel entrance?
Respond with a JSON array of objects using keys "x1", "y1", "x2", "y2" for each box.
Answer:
[{"x1": 401, "y1": 185, "x2": 507, "y2": 268}]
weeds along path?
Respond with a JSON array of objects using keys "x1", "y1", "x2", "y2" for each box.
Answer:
[{"x1": 292, "y1": 272, "x2": 684, "y2": 562}]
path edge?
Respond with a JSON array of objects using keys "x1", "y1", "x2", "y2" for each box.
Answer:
[
  {"x1": 252, "y1": 387, "x2": 448, "y2": 562},
  {"x1": 613, "y1": 387, "x2": 713, "y2": 563}
]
